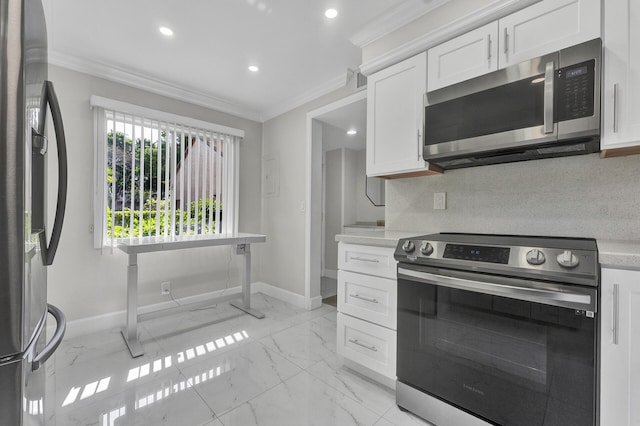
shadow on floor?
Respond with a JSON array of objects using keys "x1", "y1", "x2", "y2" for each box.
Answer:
[{"x1": 322, "y1": 295, "x2": 337, "y2": 307}]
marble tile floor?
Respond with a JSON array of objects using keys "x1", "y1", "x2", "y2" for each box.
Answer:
[{"x1": 46, "y1": 294, "x2": 432, "y2": 426}]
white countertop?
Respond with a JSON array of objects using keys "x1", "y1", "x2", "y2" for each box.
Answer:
[
  {"x1": 335, "y1": 230, "x2": 420, "y2": 248},
  {"x1": 117, "y1": 233, "x2": 266, "y2": 254},
  {"x1": 598, "y1": 240, "x2": 640, "y2": 270}
]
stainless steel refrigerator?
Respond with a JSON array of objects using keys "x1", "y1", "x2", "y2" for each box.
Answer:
[{"x1": 1, "y1": 0, "x2": 67, "y2": 424}]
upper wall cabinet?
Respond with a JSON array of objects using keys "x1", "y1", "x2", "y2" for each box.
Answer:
[
  {"x1": 427, "y1": 0, "x2": 601, "y2": 92},
  {"x1": 499, "y1": 0, "x2": 600, "y2": 68},
  {"x1": 601, "y1": 0, "x2": 640, "y2": 156},
  {"x1": 367, "y1": 52, "x2": 441, "y2": 178},
  {"x1": 427, "y1": 22, "x2": 499, "y2": 92}
]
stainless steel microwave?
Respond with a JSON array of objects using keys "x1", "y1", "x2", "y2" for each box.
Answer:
[{"x1": 423, "y1": 38, "x2": 601, "y2": 170}]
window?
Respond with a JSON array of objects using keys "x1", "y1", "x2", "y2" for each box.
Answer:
[{"x1": 91, "y1": 96, "x2": 243, "y2": 249}]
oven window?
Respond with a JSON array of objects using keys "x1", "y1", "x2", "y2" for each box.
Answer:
[{"x1": 397, "y1": 278, "x2": 596, "y2": 426}]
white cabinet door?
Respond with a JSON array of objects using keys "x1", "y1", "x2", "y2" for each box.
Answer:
[
  {"x1": 499, "y1": 0, "x2": 600, "y2": 68},
  {"x1": 427, "y1": 22, "x2": 499, "y2": 91},
  {"x1": 600, "y1": 268, "x2": 640, "y2": 426},
  {"x1": 366, "y1": 52, "x2": 429, "y2": 177},
  {"x1": 601, "y1": 0, "x2": 640, "y2": 153}
]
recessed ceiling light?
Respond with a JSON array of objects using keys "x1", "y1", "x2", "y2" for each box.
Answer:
[
  {"x1": 324, "y1": 8, "x2": 338, "y2": 19},
  {"x1": 159, "y1": 26, "x2": 174, "y2": 37},
  {"x1": 347, "y1": 129, "x2": 357, "y2": 135},
  {"x1": 248, "y1": 65, "x2": 260, "y2": 72}
]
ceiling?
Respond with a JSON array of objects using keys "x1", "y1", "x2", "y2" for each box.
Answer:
[
  {"x1": 42, "y1": 0, "x2": 439, "y2": 122},
  {"x1": 316, "y1": 98, "x2": 366, "y2": 152}
]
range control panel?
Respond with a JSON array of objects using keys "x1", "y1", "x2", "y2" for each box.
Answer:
[
  {"x1": 394, "y1": 233, "x2": 599, "y2": 286},
  {"x1": 443, "y1": 244, "x2": 510, "y2": 264}
]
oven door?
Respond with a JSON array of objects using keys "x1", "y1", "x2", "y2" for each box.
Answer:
[{"x1": 397, "y1": 264, "x2": 597, "y2": 426}]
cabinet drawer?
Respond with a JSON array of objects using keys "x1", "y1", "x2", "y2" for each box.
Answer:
[
  {"x1": 338, "y1": 243, "x2": 397, "y2": 279},
  {"x1": 337, "y1": 313, "x2": 396, "y2": 380},
  {"x1": 338, "y1": 270, "x2": 397, "y2": 330}
]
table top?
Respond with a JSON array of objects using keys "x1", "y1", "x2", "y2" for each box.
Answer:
[{"x1": 117, "y1": 233, "x2": 266, "y2": 254}]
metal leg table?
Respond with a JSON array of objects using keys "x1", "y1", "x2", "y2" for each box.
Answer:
[{"x1": 119, "y1": 234, "x2": 266, "y2": 358}]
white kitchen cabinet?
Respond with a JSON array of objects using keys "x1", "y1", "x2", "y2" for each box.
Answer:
[
  {"x1": 336, "y1": 242, "x2": 397, "y2": 388},
  {"x1": 600, "y1": 268, "x2": 640, "y2": 426},
  {"x1": 499, "y1": 0, "x2": 600, "y2": 68},
  {"x1": 427, "y1": 22, "x2": 499, "y2": 92},
  {"x1": 600, "y1": 0, "x2": 640, "y2": 156},
  {"x1": 366, "y1": 52, "x2": 440, "y2": 178},
  {"x1": 426, "y1": 0, "x2": 600, "y2": 90}
]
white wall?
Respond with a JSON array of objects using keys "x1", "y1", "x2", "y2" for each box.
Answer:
[
  {"x1": 46, "y1": 65, "x2": 263, "y2": 322},
  {"x1": 354, "y1": 150, "x2": 384, "y2": 223},
  {"x1": 260, "y1": 85, "x2": 357, "y2": 297},
  {"x1": 343, "y1": 149, "x2": 358, "y2": 226},
  {"x1": 323, "y1": 149, "x2": 342, "y2": 272},
  {"x1": 385, "y1": 154, "x2": 640, "y2": 241}
]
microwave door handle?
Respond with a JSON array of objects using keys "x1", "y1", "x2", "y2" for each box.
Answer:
[{"x1": 543, "y1": 61, "x2": 554, "y2": 134}]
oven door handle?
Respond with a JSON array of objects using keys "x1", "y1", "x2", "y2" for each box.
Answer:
[{"x1": 398, "y1": 267, "x2": 596, "y2": 312}]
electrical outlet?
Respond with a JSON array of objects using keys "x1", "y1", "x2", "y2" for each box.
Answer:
[
  {"x1": 434, "y1": 192, "x2": 447, "y2": 210},
  {"x1": 161, "y1": 281, "x2": 171, "y2": 295}
]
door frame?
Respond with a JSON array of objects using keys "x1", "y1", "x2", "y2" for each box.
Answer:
[{"x1": 304, "y1": 89, "x2": 366, "y2": 309}]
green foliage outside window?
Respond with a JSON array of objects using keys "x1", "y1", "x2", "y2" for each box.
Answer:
[{"x1": 107, "y1": 198, "x2": 221, "y2": 238}]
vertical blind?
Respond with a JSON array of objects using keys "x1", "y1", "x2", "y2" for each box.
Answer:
[{"x1": 90, "y1": 96, "x2": 243, "y2": 249}]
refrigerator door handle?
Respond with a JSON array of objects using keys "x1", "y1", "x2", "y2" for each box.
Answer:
[
  {"x1": 36, "y1": 80, "x2": 68, "y2": 266},
  {"x1": 32, "y1": 304, "x2": 66, "y2": 371}
]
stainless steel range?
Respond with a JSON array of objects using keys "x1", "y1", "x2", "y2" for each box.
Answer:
[{"x1": 394, "y1": 233, "x2": 599, "y2": 426}]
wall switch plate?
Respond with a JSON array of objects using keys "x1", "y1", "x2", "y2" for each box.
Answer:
[
  {"x1": 434, "y1": 192, "x2": 447, "y2": 210},
  {"x1": 161, "y1": 281, "x2": 171, "y2": 295}
]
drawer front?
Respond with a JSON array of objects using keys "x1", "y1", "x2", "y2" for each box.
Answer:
[
  {"x1": 337, "y1": 313, "x2": 396, "y2": 380},
  {"x1": 338, "y1": 270, "x2": 397, "y2": 330},
  {"x1": 338, "y1": 243, "x2": 397, "y2": 279}
]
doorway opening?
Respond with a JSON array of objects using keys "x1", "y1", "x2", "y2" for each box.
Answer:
[{"x1": 305, "y1": 90, "x2": 384, "y2": 309}]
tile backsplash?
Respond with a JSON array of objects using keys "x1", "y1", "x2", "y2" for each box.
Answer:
[{"x1": 386, "y1": 153, "x2": 640, "y2": 241}]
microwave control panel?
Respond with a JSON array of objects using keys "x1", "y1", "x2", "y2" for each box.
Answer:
[{"x1": 556, "y1": 60, "x2": 595, "y2": 122}]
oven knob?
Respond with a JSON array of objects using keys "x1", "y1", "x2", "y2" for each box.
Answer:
[
  {"x1": 420, "y1": 241, "x2": 434, "y2": 256},
  {"x1": 557, "y1": 250, "x2": 580, "y2": 268},
  {"x1": 402, "y1": 240, "x2": 415, "y2": 253},
  {"x1": 526, "y1": 249, "x2": 545, "y2": 265}
]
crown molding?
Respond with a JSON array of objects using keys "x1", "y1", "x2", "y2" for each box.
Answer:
[
  {"x1": 359, "y1": 0, "x2": 540, "y2": 76},
  {"x1": 49, "y1": 49, "x2": 357, "y2": 123},
  {"x1": 48, "y1": 50, "x2": 264, "y2": 122},
  {"x1": 350, "y1": 0, "x2": 450, "y2": 48}
]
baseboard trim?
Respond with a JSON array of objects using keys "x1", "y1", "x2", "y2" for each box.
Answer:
[
  {"x1": 251, "y1": 281, "x2": 308, "y2": 309},
  {"x1": 55, "y1": 286, "x2": 243, "y2": 340},
  {"x1": 57, "y1": 282, "x2": 321, "y2": 339}
]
